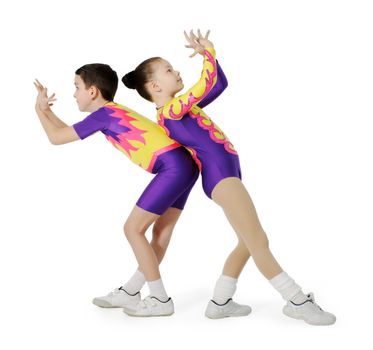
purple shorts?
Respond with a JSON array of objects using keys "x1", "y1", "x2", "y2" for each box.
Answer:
[{"x1": 136, "y1": 147, "x2": 199, "y2": 215}]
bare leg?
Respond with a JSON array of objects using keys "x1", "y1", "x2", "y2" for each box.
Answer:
[
  {"x1": 150, "y1": 207, "x2": 182, "y2": 264},
  {"x1": 123, "y1": 206, "x2": 161, "y2": 281},
  {"x1": 125, "y1": 207, "x2": 184, "y2": 281},
  {"x1": 212, "y1": 177, "x2": 283, "y2": 279}
]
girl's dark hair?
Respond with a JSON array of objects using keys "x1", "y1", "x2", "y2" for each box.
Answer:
[
  {"x1": 75, "y1": 63, "x2": 118, "y2": 101},
  {"x1": 122, "y1": 57, "x2": 161, "y2": 101}
]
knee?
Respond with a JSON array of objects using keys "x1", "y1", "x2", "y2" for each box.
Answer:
[
  {"x1": 152, "y1": 224, "x2": 172, "y2": 248},
  {"x1": 152, "y1": 224, "x2": 162, "y2": 242},
  {"x1": 235, "y1": 239, "x2": 251, "y2": 258},
  {"x1": 237, "y1": 238, "x2": 249, "y2": 251},
  {"x1": 123, "y1": 221, "x2": 145, "y2": 241},
  {"x1": 123, "y1": 221, "x2": 133, "y2": 240}
]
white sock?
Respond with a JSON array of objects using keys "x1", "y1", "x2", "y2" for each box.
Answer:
[
  {"x1": 269, "y1": 271, "x2": 308, "y2": 303},
  {"x1": 122, "y1": 270, "x2": 145, "y2": 295},
  {"x1": 148, "y1": 279, "x2": 169, "y2": 302},
  {"x1": 212, "y1": 275, "x2": 238, "y2": 305}
]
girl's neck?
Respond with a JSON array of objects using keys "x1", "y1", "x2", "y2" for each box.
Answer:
[{"x1": 153, "y1": 94, "x2": 175, "y2": 109}]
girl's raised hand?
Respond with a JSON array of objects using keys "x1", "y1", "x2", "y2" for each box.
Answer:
[{"x1": 184, "y1": 29, "x2": 214, "y2": 58}]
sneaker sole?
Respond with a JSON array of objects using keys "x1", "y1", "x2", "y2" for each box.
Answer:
[
  {"x1": 283, "y1": 306, "x2": 336, "y2": 326},
  {"x1": 122, "y1": 309, "x2": 174, "y2": 317},
  {"x1": 92, "y1": 299, "x2": 116, "y2": 308},
  {"x1": 205, "y1": 308, "x2": 252, "y2": 319},
  {"x1": 93, "y1": 299, "x2": 140, "y2": 308}
]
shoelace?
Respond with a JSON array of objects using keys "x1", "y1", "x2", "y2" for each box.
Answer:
[{"x1": 307, "y1": 293, "x2": 324, "y2": 311}]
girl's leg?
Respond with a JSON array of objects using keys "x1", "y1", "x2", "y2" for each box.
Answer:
[
  {"x1": 211, "y1": 177, "x2": 282, "y2": 279},
  {"x1": 206, "y1": 236, "x2": 253, "y2": 319},
  {"x1": 209, "y1": 238, "x2": 251, "y2": 307},
  {"x1": 222, "y1": 238, "x2": 251, "y2": 278},
  {"x1": 210, "y1": 177, "x2": 336, "y2": 325}
]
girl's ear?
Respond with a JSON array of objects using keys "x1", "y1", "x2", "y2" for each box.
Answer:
[{"x1": 148, "y1": 80, "x2": 161, "y2": 93}]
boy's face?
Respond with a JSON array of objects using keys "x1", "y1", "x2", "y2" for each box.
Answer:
[{"x1": 73, "y1": 75, "x2": 93, "y2": 112}]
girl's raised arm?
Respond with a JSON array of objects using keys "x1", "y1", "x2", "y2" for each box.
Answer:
[{"x1": 159, "y1": 30, "x2": 218, "y2": 120}]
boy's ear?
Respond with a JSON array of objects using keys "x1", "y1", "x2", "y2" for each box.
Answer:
[{"x1": 88, "y1": 85, "x2": 100, "y2": 99}]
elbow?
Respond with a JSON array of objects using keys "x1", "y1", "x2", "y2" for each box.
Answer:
[
  {"x1": 222, "y1": 78, "x2": 228, "y2": 90},
  {"x1": 49, "y1": 138, "x2": 59, "y2": 146},
  {"x1": 49, "y1": 136, "x2": 62, "y2": 145},
  {"x1": 215, "y1": 77, "x2": 228, "y2": 92}
]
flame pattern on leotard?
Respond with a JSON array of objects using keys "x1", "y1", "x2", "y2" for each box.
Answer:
[
  {"x1": 73, "y1": 102, "x2": 180, "y2": 172},
  {"x1": 157, "y1": 48, "x2": 237, "y2": 171}
]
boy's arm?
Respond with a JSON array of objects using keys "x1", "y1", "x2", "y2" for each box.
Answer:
[
  {"x1": 34, "y1": 81, "x2": 80, "y2": 145},
  {"x1": 43, "y1": 108, "x2": 68, "y2": 128},
  {"x1": 35, "y1": 104, "x2": 79, "y2": 145}
]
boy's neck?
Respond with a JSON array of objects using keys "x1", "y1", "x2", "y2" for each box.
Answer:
[{"x1": 87, "y1": 97, "x2": 111, "y2": 112}]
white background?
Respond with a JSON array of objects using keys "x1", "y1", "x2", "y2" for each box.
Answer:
[{"x1": 1, "y1": 0, "x2": 372, "y2": 349}]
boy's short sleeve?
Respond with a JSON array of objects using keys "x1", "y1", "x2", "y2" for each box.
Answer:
[{"x1": 73, "y1": 109, "x2": 108, "y2": 140}]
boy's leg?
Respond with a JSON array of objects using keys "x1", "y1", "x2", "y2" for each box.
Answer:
[
  {"x1": 122, "y1": 207, "x2": 182, "y2": 295},
  {"x1": 123, "y1": 206, "x2": 160, "y2": 281},
  {"x1": 93, "y1": 207, "x2": 182, "y2": 309},
  {"x1": 150, "y1": 207, "x2": 183, "y2": 263}
]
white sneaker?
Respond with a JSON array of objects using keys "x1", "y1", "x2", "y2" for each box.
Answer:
[
  {"x1": 283, "y1": 293, "x2": 336, "y2": 326},
  {"x1": 205, "y1": 299, "x2": 252, "y2": 319},
  {"x1": 122, "y1": 296, "x2": 174, "y2": 317},
  {"x1": 92, "y1": 287, "x2": 141, "y2": 308}
]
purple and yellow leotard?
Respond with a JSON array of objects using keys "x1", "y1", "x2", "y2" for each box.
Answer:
[
  {"x1": 73, "y1": 102, "x2": 199, "y2": 214},
  {"x1": 157, "y1": 48, "x2": 241, "y2": 198}
]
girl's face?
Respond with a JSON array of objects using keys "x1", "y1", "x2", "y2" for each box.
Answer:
[
  {"x1": 73, "y1": 75, "x2": 94, "y2": 112},
  {"x1": 152, "y1": 59, "x2": 184, "y2": 97}
]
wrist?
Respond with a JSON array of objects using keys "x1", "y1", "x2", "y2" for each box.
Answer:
[
  {"x1": 204, "y1": 47, "x2": 216, "y2": 56},
  {"x1": 40, "y1": 105, "x2": 52, "y2": 113}
]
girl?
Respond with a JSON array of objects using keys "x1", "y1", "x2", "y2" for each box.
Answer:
[
  {"x1": 34, "y1": 61, "x2": 199, "y2": 317},
  {"x1": 122, "y1": 30, "x2": 336, "y2": 325}
]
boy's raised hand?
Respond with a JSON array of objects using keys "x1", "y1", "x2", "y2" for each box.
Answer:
[
  {"x1": 184, "y1": 29, "x2": 214, "y2": 58},
  {"x1": 34, "y1": 79, "x2": 57, "y2": 111}
]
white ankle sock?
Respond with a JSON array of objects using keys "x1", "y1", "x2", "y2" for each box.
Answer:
[
  {"x1": 269, "y1": 271, "x2": 307, "y2": 303},
  {"x1": 148, "y1": 279, "x2": 169, "y2": 302},
  {"x1": 212, "y1": 275, "x2": 238, "y2": 305},
  {"x1": 122, "y1": 270, "x2": 145, "y2": 295}
]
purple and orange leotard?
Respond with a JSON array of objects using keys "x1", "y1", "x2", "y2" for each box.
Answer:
[
  {"x1": 157, "y1": 48, "x2": 241, "y2": 198},
  {"x1": 73, "y1": 102, "x2": 199, "y2": 214}
]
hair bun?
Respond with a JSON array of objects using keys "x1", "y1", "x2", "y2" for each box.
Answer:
[{"x1": 122, "y1": 71, "x2": 137, "y2": 89}]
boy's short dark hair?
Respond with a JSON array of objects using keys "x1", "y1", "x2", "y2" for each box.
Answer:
[{"x1": 75, "y1": 63, "x2": 118, "y2": 101}]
